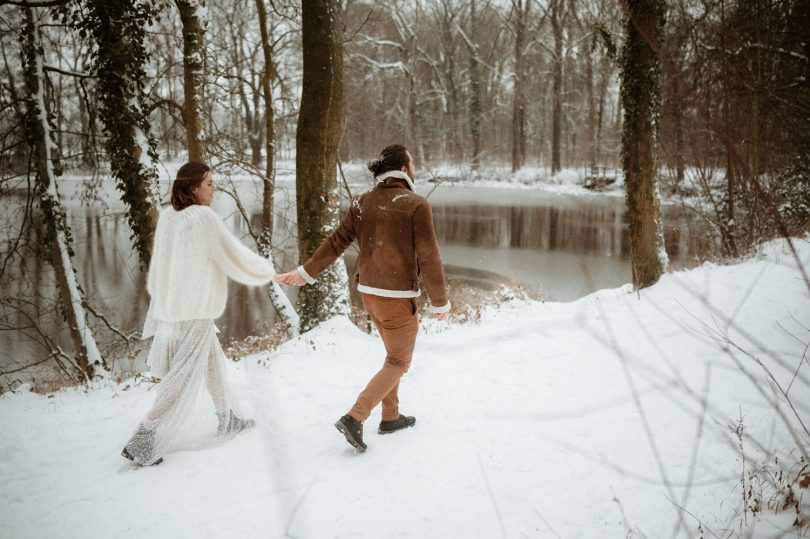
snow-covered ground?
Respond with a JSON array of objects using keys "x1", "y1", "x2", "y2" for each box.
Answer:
[
  {"x1": 342, "y1": 161, "x2": 628, "y2": 198},
  {"x1": 1, "y1": 238, "x2": 808, "y2": 538}
]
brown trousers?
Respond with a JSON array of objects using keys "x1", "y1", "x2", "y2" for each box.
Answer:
[{"x1": 348, "y1": 294, "x2": 419, "y2": 422}]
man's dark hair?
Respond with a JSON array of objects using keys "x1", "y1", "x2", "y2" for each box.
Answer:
[{"x1": 367, "y1": 144, "x2": 410, "y2": 177}]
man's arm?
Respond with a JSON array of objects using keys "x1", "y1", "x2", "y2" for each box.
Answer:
[
  {"x1": 275, "y1": 198, "x2": 358, "y2": 287},
  {"x1": 413, "y1": 198, "x2": 450, "y2": 316}
]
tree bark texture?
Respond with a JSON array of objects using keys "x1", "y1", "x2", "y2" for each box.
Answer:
[
  {"x1": 176, "y1": 0, "x2": 207, "y2": 162},
  {"x1": 511, "y1": 0, "x2": 528, "y2": 173},
  {"x1": 468, "y1": 0, "x2": 482, "y2": 172},
  {"x1": 551, "y1": 0, "x2": 563, "y2": 174},
  {"x1": 296, "y1": 0, "x2": 350, "y2": 331},
  {"x1": 620, "y1": 0, "x2": 668, "y2": 288}
]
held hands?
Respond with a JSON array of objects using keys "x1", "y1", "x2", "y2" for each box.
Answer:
[
  {"x1": 274, "y1": 270, "x2": 307, "y2": 287},
  {"x1": 274, "y1": 268, "x2": 449, "y2": 321}
]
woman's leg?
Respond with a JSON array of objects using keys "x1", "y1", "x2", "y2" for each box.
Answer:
[
  {"x1": 142, "y1": 321, "x2": 213, "y2": 428},
  {"x1": 204, "y1": 330, "x2": 255, "y2": 434},
  {"x1": 205, "y1": 342, "x2": 229, "y2": 415},
  {"x1": 124, "y1": 320, "x2": 214, "y2": 464}
]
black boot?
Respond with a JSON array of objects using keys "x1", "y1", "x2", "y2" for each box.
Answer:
[
  {"x1": 335, "y1": 415, "x2": 367, "y2": 452},
  {"x1": 217, "y1": 410, "x2": 256, "y2": 435},
  {"x1": 378, "y1": 414, "x2": 416, "y2": 434}
]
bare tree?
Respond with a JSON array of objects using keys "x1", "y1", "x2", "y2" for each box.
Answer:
[
  {"x1": 550, "y1": 0, "x2": 563, "y2": 174},
  {"x1": 21, "y1": 6, "x2": 105, "y2": 380},
  {"x1": 510, "y1": 0, "x2": 529, "y2": 172},
  {"x1": 465, "y1": 0, "x2": 483, "y2": 172}
]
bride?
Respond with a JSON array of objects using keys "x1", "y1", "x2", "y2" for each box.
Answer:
[{"x1": 122, "y1": 162, "x2": 276, "y2": 466}]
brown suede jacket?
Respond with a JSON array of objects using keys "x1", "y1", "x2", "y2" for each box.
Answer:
[{"x1": 297, "y1": 171, "x2": 450, "y2": 313}]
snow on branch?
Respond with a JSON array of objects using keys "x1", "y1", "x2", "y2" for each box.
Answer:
[
  {"x1": 0, "y1": 0, "x2": 70, "y2": 7},
  {"x1": 356, "y1": 35, "x2": 405, "y2": 52},
  {"x1": 348, "y1": 52, "x2": 406, "y2": 73},
  {"x1": 698, "y1": 41, "x2": 808, "y2": 62}
]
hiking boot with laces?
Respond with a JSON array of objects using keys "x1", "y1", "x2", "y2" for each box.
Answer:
[
  {"x1": 378, "y1": 414, "x2": 416, "y2": 435},
  {"x1": 335, "y1": 414, "x2": 367, "y2": 452}
]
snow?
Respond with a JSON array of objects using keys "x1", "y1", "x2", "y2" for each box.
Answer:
[
  {"x1": 133, "y1": 126, "x2": 162, "y2": 207},
  {"x1": 2, "y1": 236, "x2": 808, "y2": 537},
  {"x1": 267, "y1": 277, "x2": 300, "y2": 337}
]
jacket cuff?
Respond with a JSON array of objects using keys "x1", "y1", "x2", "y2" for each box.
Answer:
[
  {"x1": 297, "y1": 265, "x2": 317, "y2": 285},
  {"x1": 427, "y1": 301, "x2": 451, "y2": 314}
]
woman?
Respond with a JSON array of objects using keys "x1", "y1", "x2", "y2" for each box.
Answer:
[{"x1": 122, "y1": 162, "x2": 276, "y2": 466}]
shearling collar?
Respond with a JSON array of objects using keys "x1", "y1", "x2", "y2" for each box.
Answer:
[{"x1": 375, "y1": 170, "x2": 415, "y2": 191}]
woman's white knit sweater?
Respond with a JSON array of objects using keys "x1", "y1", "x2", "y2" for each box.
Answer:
[{"x1": 142, "y1": 205, "x2": 275, "y2": 337}]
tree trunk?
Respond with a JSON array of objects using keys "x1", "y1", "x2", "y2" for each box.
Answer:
[
  {"x1": 440, "y1": 3, "x2": 462, "y2": 162},
  {"x1": 255, "y1": 0, "x2": 299, "y2": 337},
  {"x1": 619, "y1": 0, "x2": 668, "y2": 289},
  {"x1": 468, "y1": 0, "x2": 482, "y2": 172},
  {"x1": 551, "y1": 0, "x2": 563, "y2": 174},
  {"x1": 596, "y1": 58, "x2": 613, "y2": 166},
  {"x1": 511, "y1": 0, "x2": 528, "y2": 173},
  {"x1": 176, "y1": 0, "x2": 207, "y2": 162},
  {"x1": 296, "y1": 0, "x2": 351, "y2": 332},
  {"x1": 22, "y1": 8, "x2": 105, "y2": 381},
  {"x1": 719, "y1": 0, "x2": 738, "y2": 256},
  {"x1": 585, "y1": 31, "x2": 596, "y2": 169},
  {"x1": 406, "y1": 33, "x2": 425, "y2": 164},
  {"x1": 86, "y1": 0, "x2": 160, "y2": 267},
  {"x1": 673, "y1": 70, "x2": 684, "y2": 184}
]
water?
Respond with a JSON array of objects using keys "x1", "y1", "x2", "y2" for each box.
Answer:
[
  {"x1": 425, "y1": 186, "x2": 704, "y2": 300},
  {"x1": 0, "y1": 178, "x2": 709, "y2": 382}
]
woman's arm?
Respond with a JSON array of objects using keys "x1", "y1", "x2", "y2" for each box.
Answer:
[{"x1": 202, "y1": 207, "x2": 276, "y2": 285}]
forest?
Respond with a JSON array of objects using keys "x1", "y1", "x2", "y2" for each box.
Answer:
[{"x1": 0, "y1": 0, "x2": 808, "y2": 536}]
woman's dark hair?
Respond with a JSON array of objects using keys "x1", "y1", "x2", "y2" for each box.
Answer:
[
  {"x1": 171, "y1": 162, "x2": 210, "y2": 211},
  {"x1": 367, "y1": 144, "x2": 410, "y2": 177}
]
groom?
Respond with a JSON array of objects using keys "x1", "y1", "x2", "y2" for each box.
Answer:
[{"x1": 274, "y1": 144, "x2": 450, "y2": 452}]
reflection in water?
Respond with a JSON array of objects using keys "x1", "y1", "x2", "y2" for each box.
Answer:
[
  {"x1": 433, "y1": 205, "x2": 627, "y2": 254},
  {"x1": 1, "y1": 182, "x2": 708, "y2": 379},
  {"x1": 424, "y1": 189, "x2": 704, "y2": 300},
  {"x1": 431, "y1": 203, "x2": 693, "y2": 259}
]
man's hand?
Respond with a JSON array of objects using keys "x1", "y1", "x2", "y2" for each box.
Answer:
[
  {"x1": 274, "y1": 270, "x2": 307, "y2": 287},
  {"x1": 435, "y1": 311, "x2": 449, "y2": 321}
]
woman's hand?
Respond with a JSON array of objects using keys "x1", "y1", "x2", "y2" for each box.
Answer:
[{"x1": 274, "y1": 270, "x2": 307, "y2": 287}]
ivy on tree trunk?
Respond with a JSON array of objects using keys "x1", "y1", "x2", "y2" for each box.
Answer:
[
  {"x1": 66, "y1": 0, "x2": 162, "y2": 267},
  {"x1": 620, "y1": 0, "x2": 668, "y2": 289}
]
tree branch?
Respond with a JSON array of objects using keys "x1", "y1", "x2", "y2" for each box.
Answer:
[{"x1": 0, "y1": 0, "x2": 69, "y2": 6}]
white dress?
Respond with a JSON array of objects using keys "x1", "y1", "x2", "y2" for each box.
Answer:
[{"x1": 124, "y1": 204, "x2": 276, "y2": 465}]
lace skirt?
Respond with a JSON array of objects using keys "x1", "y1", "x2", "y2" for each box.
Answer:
[{"x1": 124, "y1": 319, "x2": 247, "y2": 465}]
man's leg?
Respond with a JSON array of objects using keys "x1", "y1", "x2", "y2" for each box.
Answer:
[
  {"x1": 348, "y1": 295, "x2": 418, "y2": 422},
  {"x1": 365, "y1": 307, "x2": 401, "y2": 421},
  {"x1": 380, "y1": 381, "x2": 400, "y2": 421}
]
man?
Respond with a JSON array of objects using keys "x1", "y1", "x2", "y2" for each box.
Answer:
[{"x1": 274, "y1": 144, "x2": 450, "y2": 452}]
